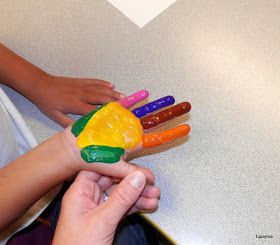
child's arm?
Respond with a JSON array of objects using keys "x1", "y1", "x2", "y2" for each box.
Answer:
[
  {"x1": 0, "y1": 43, "x2": 124, "y2": 127},
  {"x1": 0, "y1": 128, "x2": 154, "y2": 230},
  {"x1": 0, "y1": 91, "x2": 190, "y2": 230}
]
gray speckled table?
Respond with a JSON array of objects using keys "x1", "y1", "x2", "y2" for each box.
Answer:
[{"x1": 1, "y1": 1, "x2": 280, "y2": 244}]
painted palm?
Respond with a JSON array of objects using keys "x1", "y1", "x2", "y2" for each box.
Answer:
[{"x1": 71, "y1": 90, "x2": 191, "y2": 163}]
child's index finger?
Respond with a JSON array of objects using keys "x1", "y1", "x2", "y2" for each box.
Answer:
[{"x1": 119, "y1": 90, "x2": 149, "y2": 108}]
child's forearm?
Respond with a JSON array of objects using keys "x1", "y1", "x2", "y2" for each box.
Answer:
[
  {"x1": 0, "y1": 43, "x2": 48, "y2": 101},
  {"x1": 0, "y1": 121, "x2": 156, "y2": 230},
  {"x1": 0, "y1": 131, "x2": 77, "y2": 230}
]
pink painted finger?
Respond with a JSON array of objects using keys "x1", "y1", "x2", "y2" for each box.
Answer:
[{"x1": 119, "y1": 90, "x2": 149, "y2": 108}]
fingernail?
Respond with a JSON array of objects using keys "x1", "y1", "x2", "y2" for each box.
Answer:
[
  {"x1": 120, "y1": 94, "x2": 126, "y2": 99},
  {"x1": 129, "y1": 171, "x2": 146, "y2": 189}
]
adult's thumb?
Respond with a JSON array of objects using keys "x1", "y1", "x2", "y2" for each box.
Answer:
[{"x1": 101, "y1": 171, "x2": 146, "y2": 226}]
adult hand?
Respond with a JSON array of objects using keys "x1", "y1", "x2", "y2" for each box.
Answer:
[{"x1": 53, "y1": 170, "x2": 160, "y2": 245}]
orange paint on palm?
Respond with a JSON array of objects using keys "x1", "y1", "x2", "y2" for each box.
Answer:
[{"x1": 143, "y1": 124, "x2": 190, "y2": 148}]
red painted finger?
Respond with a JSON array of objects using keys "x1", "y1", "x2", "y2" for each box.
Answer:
[{"x1": 140, "y1": 102, "x2": 191, "y2": 129}]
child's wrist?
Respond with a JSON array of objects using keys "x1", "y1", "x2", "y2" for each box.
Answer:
[
  {"x1": 60, "y1": 127, "x2": 85, "y2": 173},
  {"x1": 24, "y1": 71, "x2": 51, "y2": 103}
]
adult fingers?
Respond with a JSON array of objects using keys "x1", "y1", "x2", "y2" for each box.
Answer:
[
  {"x1": 99, "y1": 171, "x2": 146, "y2": 226},
  {"x1": 84, "y1": 159, "x2": 155, "y2": 183},
  {"x1": 100, "y1": 181, "x2": 159, "y2": 213},
  {"x1": 127, "y1": 197, "x2": 159, "y2": 215},
  {"x1": 105, "y1": 183, "x2": 160, "y2": 199},
  {"x1": 75, "y1": 170, "x2": 101, "y2": 182},
  {"x1": 141, "y1": 185, "x2": 160, "y2": 198},
  {"x1": 62, "y1": 171, "x2": 101, "y2": 214},
  {"x1": 71, "y1": 171, "x2": 112, "y2": 206},
  {"x1": 98, "y1": 176, "x2": 113, "y2": 192}
]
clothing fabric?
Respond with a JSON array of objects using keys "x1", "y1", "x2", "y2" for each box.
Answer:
[
  {"x1": 0, "y1": 98, "x2": 20, "y2": 168},
  {"x1": 0, "y1": 86, "x2": 61, "y2": 245}
]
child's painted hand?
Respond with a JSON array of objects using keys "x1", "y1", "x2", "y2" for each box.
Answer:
[
  {"x1": 71, "y1": 90, "x2": 191, "y2": 164},
  {"x1": 33, "y1": 74, "x2": 124, "y2": 127}
]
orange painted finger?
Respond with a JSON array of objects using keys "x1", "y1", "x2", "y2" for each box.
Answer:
[
  {"x1": 142, "y1": 124, "x2": 190, "y2": 148},
  {"x1": 141, "y1": 102, "x2": 191, "y2": 129}
]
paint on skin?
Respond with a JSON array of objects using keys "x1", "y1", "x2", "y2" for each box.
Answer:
[
  {"x1": 72, "y1": 102, "x2": 143, "y2": 164},
  {"x1": 143, "y1": 124, "x2": 190, "y2": 148},
  {"x1": 141, "y1": 102, "x2": 191, "y2": 129},
  {"x1": 81, "y1": 145, "x2": 125, "y2": 163},
  {"x1": 72, "y1": 95, "x2": 191, "y2": 164},
  {"x1": 119, "y1": 90, "x2": 149, "y2": 108},
  {"x1": 77, "y1": 102, "x2": 143, "y2": 150},
  {"x1": 132, "y1": 96, "x2": 175, "y2": 118},
  {"x1": 72, "y1": 105, "x2": 104, "y2": 137}
]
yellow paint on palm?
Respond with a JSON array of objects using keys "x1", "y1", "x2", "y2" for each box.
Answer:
[{"x1": 77, "y1": 102, "x2": 143, "y2": 150}]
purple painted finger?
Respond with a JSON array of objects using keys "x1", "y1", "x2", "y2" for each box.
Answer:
[
  {"x1": 119, "y1": 90, "x2": 149, "y2": 108},
  {"x1": 132, "y1": 96, "x2": 175, "y2": 118}
]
